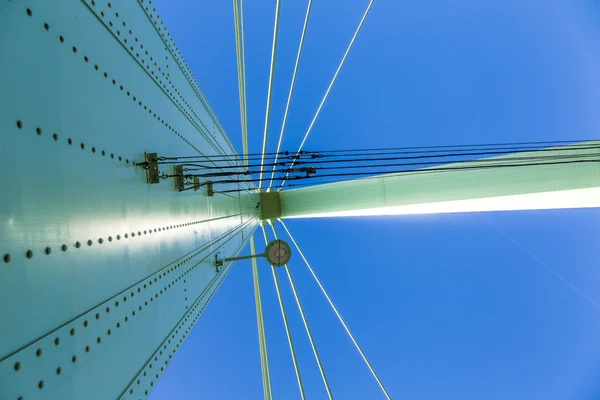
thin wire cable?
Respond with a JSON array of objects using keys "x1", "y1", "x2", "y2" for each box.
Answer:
[
  {"x1": 158, "y1": 142, "x2": 600, "y2": 170},
  {"x1": 279, "y1": 220, "x2": 391, "y2": 399},
  {"x1": 261, "y1": 225, "x2": 306, "y2": 399},
  {"x1": 177, "y1": 157, "x2": 600, "y2": 189},
  {"x1": 279, "y1": 0, "x2": 375, "y2": 190},
  {"x1": 268, "y1": 0, "x2": 314, "y2": 190},
  {"x1": 250, "y1": 236, "x2": 273, "y2": 400},
  {"x1": 189, "y1": 155, "x2": 600, "y2": 177},
  {"x1": 259, "y1": 0, "x2": 282, "y2": 189},
  {"x1": 299, "y1": 139, "x2": 594, "y2": 154},
  {"x1": 177, "y1": 148, "x2": 600, "y2": 173},
  {"x1": 158, "y1": 139, "x2": 597, "y2": 161},
  {"x1": 269, "y1": 224, "x2": 334, "y2": 399}
]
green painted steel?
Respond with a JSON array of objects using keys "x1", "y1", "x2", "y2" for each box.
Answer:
[
  {"x1": 279, "y1": 141, "x2": 600, "y2": 218},
  {"x1": 0, "y1": 1, "x2": 258, "y2": 399}
]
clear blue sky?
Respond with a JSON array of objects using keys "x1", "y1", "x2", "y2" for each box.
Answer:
[{"x1": 150, "y1": 1, "x2": 600, "y2": 398}]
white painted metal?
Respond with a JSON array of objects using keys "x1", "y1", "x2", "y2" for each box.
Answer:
[
  {"x1": 280, "y1": 142, "x2": 600, "y2": 218},
  {"x1": 0, "y1": 1, "x2": 258, "y2": 399}
]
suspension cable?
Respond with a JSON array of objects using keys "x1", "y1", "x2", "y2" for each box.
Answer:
[
  {"x1": 261, "y1": 225, "x2": 305, "y2": 399},
  {"x1": 233, "y1": 0, "x2": 247, "y2": 161},
  {"x1": 279, "y1": 220, "x2": 391, "y2": 400},
  {"x1": 269, "y1": 223, "x2": 333, "y2": 399},
  {"x1": 267, "y1": 0, "x2": 314, "y2": 190},
  {"x1": 278, "y1": 0, "x2": 376, "y2": 190},
  {"x1": 250, "y1": 236, "x2": 272, "y2": 400},
  {"x1": 240, "y1": 0, "x2": 249, "y2": 164},
  {"x1": 235, "y1": 4, "x2": 270, "y2": 398},
  {"x1": 259, "y1": 0, "x2": 282, "y2": 189}
]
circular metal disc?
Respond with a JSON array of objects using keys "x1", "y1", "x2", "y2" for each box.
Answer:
[{"x1": 264, "y1": 240, "x2": 292, "y2": 267}]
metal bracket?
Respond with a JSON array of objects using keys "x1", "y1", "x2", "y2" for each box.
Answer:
[
  {"x1": 173, "y1": 165, "x2": 184, "y2": 191},
  {"x1": 206, "y1": 181, "x2": 214, "y2": 197},
  {"x1": 214, "y1": 254, "x2": 223, "y2": 272},
  {"x1": 144, "y1": 152, "x2": 159, "y2": 184}
]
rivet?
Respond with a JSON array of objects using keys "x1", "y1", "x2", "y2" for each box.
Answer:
[
  {"x1": 45, "y1": 247, "x2": 51, "y2": 255},
  {"x1": 26, "y1": 250, "x2": 33, "y2": 259},
  {"x1": 3, "y1": 254, "x2": 10, "y2": 263}
]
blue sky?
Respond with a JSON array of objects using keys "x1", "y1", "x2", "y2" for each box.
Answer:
[{"x1": 150, "y1": 1, "x2": 600, "y2": 398}]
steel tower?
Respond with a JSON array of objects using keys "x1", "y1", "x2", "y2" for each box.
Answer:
[{"x1": 1, "y1": 1, "x2": 599, "y2": 400}]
